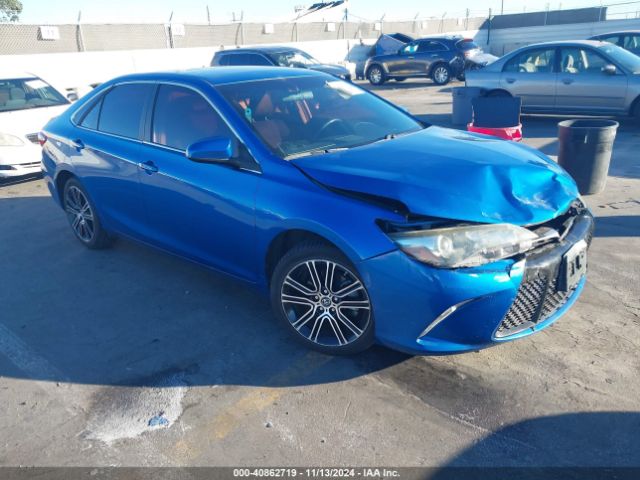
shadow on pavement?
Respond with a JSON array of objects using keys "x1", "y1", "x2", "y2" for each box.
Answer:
[
  {"x1": 430, "y1": 412, "x2": 640, "y2": 477},
  {"x1": 594, "y1": 214, "x2": 640, "y2": 238},
  {"x1": 0, "y1": 195, "x2": 410, "y2": 388}
]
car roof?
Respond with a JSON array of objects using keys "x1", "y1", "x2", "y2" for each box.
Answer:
[
  {"x1": 216, "y1": 46, "x2": 300, "y2": 54},
  {"x1": 105, "y1": 66, "x2": 322, "y2": 87},
  {"x1": 592, "y1": 30, "x2": 640, "y2": 36},
  {"x1": 520, "y1": 39, "x2": 609, "y2": 48},
  {"x1": 0, "y1": 70, "x2": 38, "y2": 80}
]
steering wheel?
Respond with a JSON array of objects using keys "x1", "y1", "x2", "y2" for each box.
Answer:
[{"x1": 314, "y1": 118, "x2": 350, "y2": 139}]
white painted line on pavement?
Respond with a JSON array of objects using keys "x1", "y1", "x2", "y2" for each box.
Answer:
[{"x1": 0, "y1": 322, "x2": 67, "y2": 382}]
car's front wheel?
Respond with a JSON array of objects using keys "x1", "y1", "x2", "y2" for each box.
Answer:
[
  {"x1": 367, "y1": 65, "x2": 386, "y2": 86},
  {"x1": 431, "y1": 64, "x2": 451, "y2": 85},
  {"x1": 270, "y1": 243, "x2": 374, "y2": 355},
  {"x1": 63, "y1": 178, "x2": 113, "y2": 249}
]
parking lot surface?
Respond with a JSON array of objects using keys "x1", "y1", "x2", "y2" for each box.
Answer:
[{"x1": 1, "y1": 79, "x2": 639, "y2": 467}]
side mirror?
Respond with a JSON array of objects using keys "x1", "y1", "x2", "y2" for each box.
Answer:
[
  {"x1": 186, "y1": 136, "x2": 238, "y2": 163},
  {"x1": 67, "y1": 92, "x2": 79, "y2": 102},
  {"x1": 602, "y1": 64, "x2": 617, "y2": 75}
]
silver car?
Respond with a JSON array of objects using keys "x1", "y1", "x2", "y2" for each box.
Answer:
[{"x1": 466, "y1": 40, "x2": 640, "y2": 119}]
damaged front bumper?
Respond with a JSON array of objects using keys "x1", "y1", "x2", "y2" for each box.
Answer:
[{"x1": 357, "y1": 209, "x2": 594, "y2": 355}]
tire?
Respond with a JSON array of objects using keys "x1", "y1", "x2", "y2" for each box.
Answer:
[
  {"x1": 63, "y1": 178, "x2": 113, "y2": 249},
  {"x1": 367, "y1": 65, "x2": 386, "y2": 86},
  {"x1": 632, "y1": 100, "x2": 640, "y2": 124},
  {"x1": 395, "y1": 77, "x2": 407, "y2": 82},
  {"x1": 487, "y1": 89, "x2": 511, "y2": 98},
  {"x1": 270, "y1": 242, "x2": 374, "y2": 355},
  {"x1": 431, "y1": 64, "x2": 451, "y2": 86}
]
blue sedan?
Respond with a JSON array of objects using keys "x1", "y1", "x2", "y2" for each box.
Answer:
[{"x1": 41, "y1": 67, "x2": 593, "y2": 355}]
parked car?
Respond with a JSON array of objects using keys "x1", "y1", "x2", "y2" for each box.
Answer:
[
  {"x1": 212, "y1": 46, "x2": 351, "y2": 81},
  {"x1": 466, "y1": 40, "x2": 640, "y2": 119},
  {"x1": 364, "y1": 36, "x2": 494, "y2": 86},
  {"x1": 589, "y1": 31, "x2": 640, "y2": 57},
  {"x1": 355, "y1": 33, "x2": 415, "y2": 80},
  {"x1": 42, "y1": 67, "x2": 592, "y2": 356},
  {"x1": 0, "y1": 71, "x2": 70, "y2": 179}
]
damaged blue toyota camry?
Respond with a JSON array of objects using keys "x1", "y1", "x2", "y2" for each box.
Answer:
[{"x1": 41, "y1": 67, "x2": 593, "y2": 355}]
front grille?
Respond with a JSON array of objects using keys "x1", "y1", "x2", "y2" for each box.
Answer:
[
  {"x1": 496, "y1": 272, "x2": 582, "y2": 338},
  {"x1": 541, "y1": 279, "x2": 576, "y2": 319},
  {"x1": 25, "y1": 133, "x2": 39, "y2": 144}
]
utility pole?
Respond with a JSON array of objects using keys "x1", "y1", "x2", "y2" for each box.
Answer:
[
  {"x1": 501, "y1": 0, "x2": 504, "y2": 15},
  {"x1": 206, "y1": 5, "x2": 211, "y2": 25}
]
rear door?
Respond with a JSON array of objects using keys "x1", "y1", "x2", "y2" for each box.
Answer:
[
  {"x1": 70, "y1": 83, "x2": 154, "y2": 236},
  {"x1": 500, "y1": 47, "x2": 558, "y2": 110},
  {"x1": 387, "y1": 42, "x2": 420, "y2": 76},
  {"x1": 556, "y1": 46, "x2": 628, "y2": 113},
  {"x1": 415, "y1": 41, "x2": 451, "y2": 77}
]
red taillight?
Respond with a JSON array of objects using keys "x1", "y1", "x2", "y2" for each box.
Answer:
[{"x1": 37, "y1": 131, "x2": 47, "y2": 147}]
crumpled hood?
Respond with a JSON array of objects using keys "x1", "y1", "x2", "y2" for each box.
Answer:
[
  {"x1": 307, "y1": 64, "x2": 350, "y2": 77},
  {"x1": 293, "y1": 127, "x2": 579, "y2": 226}
]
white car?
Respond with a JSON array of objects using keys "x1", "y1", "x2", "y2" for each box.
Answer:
[{"x1": 0, "y1": 71, "x2": 71, "y2": 179}]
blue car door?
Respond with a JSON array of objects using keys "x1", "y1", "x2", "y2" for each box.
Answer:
[
  {"x1": 137, "y1": 83, "x2": 259, "y2": 281},
  {"x1": 69, "y1": 83, "x2": 154, "y2": 236}
]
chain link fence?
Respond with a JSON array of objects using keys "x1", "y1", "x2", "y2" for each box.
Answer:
[{"x1": 1, "y1": 1, "x2": 638, "y2": 55}]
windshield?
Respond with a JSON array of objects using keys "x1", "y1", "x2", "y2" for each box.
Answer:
[
  {"x1": 0, "y1": 77, "x2": 69, "y2": 112},
  {"x1": 270, "y1": 50, "x2": 320, "y2": 68},
  {"x1": 599, "y1": 43, "x2": 640, "y2": 73},
  {"x1": 216, "y1": 76, "x2": 424, "y2": 159}
]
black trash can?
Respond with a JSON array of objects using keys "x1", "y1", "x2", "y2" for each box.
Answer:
[
  {"x1": 557, "y1": 119, "x2": 619, "y2": 195},
  {"x1": 452, "y1": 87, "x2": 485, "y2": 126}
]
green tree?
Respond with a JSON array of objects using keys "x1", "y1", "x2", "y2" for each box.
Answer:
[{"x1": 0, "y1": 0, "x2": 23, "y2": 22}]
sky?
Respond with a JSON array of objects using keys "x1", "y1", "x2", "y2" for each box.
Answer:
[{"x1": 16, "y1": 0, "x2": 602, "y2": 24}]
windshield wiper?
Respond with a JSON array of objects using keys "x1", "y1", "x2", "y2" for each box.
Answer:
[{"x1": 285, "y1": 146, "x2": 349, "y2": 160}]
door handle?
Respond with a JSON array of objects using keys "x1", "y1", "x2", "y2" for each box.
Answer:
[
  {"x1": 505, "y1": 78, "x2": 516, "y2": 84},
  {"x1": 138, "y1": 161, "x2": 159, "y2": 174},
  {"x1": 71, "y1": 139, "x2": 84, "y2": 150},
  {"x1": 562, "y1": 78, "x2": 574, "y2": 85}
]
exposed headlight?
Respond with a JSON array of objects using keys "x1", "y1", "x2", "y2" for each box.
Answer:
[
  {"x1": 388, "y1": 223, "x2": 539, "y2": 268},
  {"x1": 0, "y1": 133, "x2": 24, "y2": 147}
]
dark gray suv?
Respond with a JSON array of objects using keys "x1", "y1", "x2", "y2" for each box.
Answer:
[
  {"x1": 211, "y1": 46, "x2": 351, "y2": 81},
  {"x1": 364, "y1": 36, "x2": 483, "y2": 86}
]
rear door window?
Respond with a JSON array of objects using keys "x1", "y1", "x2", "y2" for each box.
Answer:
[
  {"x1": 151, "y1": 84, "x2": 232, "y2": 151},
  {"x1": 227, "y1": 54, "x2": 272, "y2": 66},
  {"x1": 504, "y1": 48, "x2": 556, "y2": 73},
  {"x1": 79, "y1": 99, "x2": 101, "y2": 130},
  {"x1": 98, "y1": 84, "x2": 153, "y2": 139},
  {"x1": 418, "y1": 41, "x2": 447, "y2": 52}
]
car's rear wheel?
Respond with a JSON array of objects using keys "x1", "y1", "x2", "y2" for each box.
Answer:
[
  {"x1": 270, "y1": 243, "x2": 374, "y2": 355},
  {"x1": 633, "y1": 100, "x2": 640, "y2": 124},
  {"x1": 63, "y1": 178, "x2": 113, "y2": 249},
  {"x1": 486, "y1": 89, "x2": 511, "y2": 98},
  {"x1": 367, "y1": 65, "x2": 386, "y2": 86},
  {"x1": 431, "y1": 64, "x2": 451, "y2": 85}
]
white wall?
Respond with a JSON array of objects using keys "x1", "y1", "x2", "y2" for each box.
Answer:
[
  {"x1": 4, "y1": 16, "x2": 640, "y2": 95},
  {"x1": 0, "y1": 39, "x2": 376, "y2": 95},
  {"x1": 475, "y1": 18, "x2": 640, "y2": 55}
]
